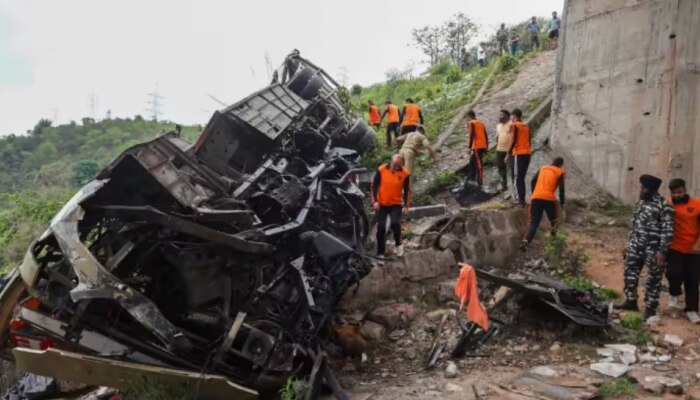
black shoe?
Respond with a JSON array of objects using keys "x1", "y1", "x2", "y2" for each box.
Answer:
[
  {"x1": 614, "y1": 299, "x2": 639, "y2": 311},
  {"x1": 644, "y1": 308, "x2": 656, "y2": 321}
]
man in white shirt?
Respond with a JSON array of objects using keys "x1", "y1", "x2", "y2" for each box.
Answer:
[
  {"x1": 495, "y1": 109, "x2": 512, "y2": 192},
  {"x1": 477, "y1": 44, "x2": 486, "y2": 67}
]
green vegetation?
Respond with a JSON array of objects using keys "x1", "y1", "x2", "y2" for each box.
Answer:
[
  {"x1": 527, "y1": 95, "x2": 548, "y2": 112},
  {"x1": 543, "y1": 230, "x2": 589, "y2": 275},
  {"x1": 599, "y1": 378, "x2": 636, "y2": 398},
  {"x1": 425, "y1": 171, "x2": 461, "y2": 195},
  {"x1": 618, "y1": 312, "x2": 653, "y2": 346},
  {"x1": 590, "y1": 190, "x2": 634, "y2": 218},
  {"x1": 280, "y1": 377, "x2": 309, "y2": 400},
  {"x1": 0, "y1": 117, "x2": 200, "y2": 273},
  {"x1": 120, "y1": 379, "x2": 195, "y2": 400},
  {"x1": 563, "y1": 275, "x2": 619, "y2": 301}
]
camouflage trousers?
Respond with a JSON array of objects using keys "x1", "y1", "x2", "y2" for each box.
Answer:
[{"x1": 624, "y1": 246, "x2": 663, "y2": 311}]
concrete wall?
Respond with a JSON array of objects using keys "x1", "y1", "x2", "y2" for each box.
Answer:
[
  {"x1": 342, "y1": 209, "x2": 527, "y2": 309},
  {"x1": 552, "y1": 0, "x2": 700, "y2": 203}
]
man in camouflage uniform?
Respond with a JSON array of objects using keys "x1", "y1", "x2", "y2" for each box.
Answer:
[{"x1": 616, "y1": 174, "x2": 675, "y2": 320}]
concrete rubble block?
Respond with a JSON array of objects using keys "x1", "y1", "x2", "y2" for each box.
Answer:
[
  {"x1": 367, "y1": 303, "x2": 415, "y2": 331},
  {"x1": 420, "y1": 232, "x2": 440, "y2": 248},
  {"x1": 530, "y1": 366, "x2": 559, "y2": 377},
  {"x1": 359, "y1": 321, "x2": 386, "y2": 341},
  {"x1": 367, "y1": 306, "x2": 401, "y2": 330},
  {"x1": 590, "y1": 362, "x2": 629, "y2": 378},
  {"x1": 641, "y1": 377, "x2": 665, "y2": 395},
  {"x1": 657, "y1": 377, "x2": 683, "y2": 395},
  {"x1": 401, "y1": 249, "x2": 457, "y2": 282},
  {"x1": 438, "y1": 233, "x2": 462, "y2": 252},
  {"x1": 444, "y1": 362, "x2": 458, "y2": 378},
  {"x1": 604, "y1": 344, "x2": 637, "y2": 354},
  {"x1": 664, "y1": 334, "x2": 684, "y2": 347},
  {"x1": 426, "y1": 309, "x2": 456, "y2": 321},
  {"x1": 406, "y1": 205, "x2": 447, "y2": 220},
  {"x1": 620, "y1": 351, "x2": 637, "y2": 366},
  {"x1": 444, "y1": 383, "x2": 463, "y2": 393}
]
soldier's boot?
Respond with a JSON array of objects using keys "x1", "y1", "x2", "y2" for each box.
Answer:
[{"x1": 614, "y1": 299, "x2": 639, "y2": 311}]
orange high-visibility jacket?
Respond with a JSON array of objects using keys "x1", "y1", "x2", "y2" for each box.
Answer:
[
  {"x1": 402, "y1": 103, "x2": 421, "y2": 126},
  {"x1": 454, "y1": 263, "x2": 489, "y2": 331},
  {"x1": 369, "y1": 105, "x2": 380, "y2": 124},
  {"x1": 510, "y1": 121, "x2": 531, "y2": 155},
  {"x1": 386, "y1": 105, "x2": 400, "y2": 123},
  {"x1": 376, "y1": 164, "x2": 409, "y2": 206},
  {"x1": 469, "y1": 119, "x2": 488, "y2": 150},
  {"x1": 668, "y1": 196, "x2": 700, "y2": 254},
  {"x1": 532, "y1": 165, "x2": 565, "y2": 201}
]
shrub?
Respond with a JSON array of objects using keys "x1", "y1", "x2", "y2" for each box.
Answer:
[{"x1": 599, "y1": 379, "x2": 636, "y2": 398}]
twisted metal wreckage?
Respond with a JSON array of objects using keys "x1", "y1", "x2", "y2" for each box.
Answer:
[{"x1": 0, "y1": 52, "x2": 378, "y2": 399}]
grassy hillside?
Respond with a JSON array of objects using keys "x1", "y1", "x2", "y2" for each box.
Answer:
[
  {"x1": 0, "y1": 117, "x2": 201, "y2": 272},
  {"x1": 352, "y1": 60, "x2": 493, "y2": 175}
]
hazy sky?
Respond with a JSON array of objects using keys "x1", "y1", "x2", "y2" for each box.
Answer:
[{"x1": 0, "y1": 0, "x2": 563, "y2": 136}]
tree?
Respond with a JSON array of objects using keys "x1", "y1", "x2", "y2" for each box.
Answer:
[
  {"x1": 443, "y1": 13, "x2": 478, "y2": 66},
  {"x1": 31, "y1": 119, "x2": 52, "y2": 136},
  {"x1": 411, "y1": 25, "x2": 445, "y2": 66},
  {"x1": 350, "y1": 84, "x2": 363, "y2": 96},
  {"x1": 73, "y1": 160, "x2": 100, "y2": 185}
]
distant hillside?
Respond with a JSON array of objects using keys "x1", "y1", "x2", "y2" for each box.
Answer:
[{"x1": 0, "y1": 117, "x2": 202, "y2": 193}]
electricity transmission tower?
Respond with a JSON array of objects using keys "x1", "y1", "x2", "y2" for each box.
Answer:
[
  {"x1": 147, "y1": 90, "x2": 164, "y2": 121},
  {"x1": 87, "y1": 90, "x2": 99, "y2": 120},
  {"x1": 338, "y1": 66, "x2": 349, "y2": 87}
]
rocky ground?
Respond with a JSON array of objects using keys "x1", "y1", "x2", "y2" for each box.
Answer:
[{"x1": 333, "y1": 196, "x2": 700, "y2": 400}]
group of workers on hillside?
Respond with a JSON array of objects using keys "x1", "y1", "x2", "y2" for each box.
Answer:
[
  {"x1": 495, "y1": 11, "x2": 561, "y2": 57},
  {"x1": 367, "y1": 96, "x2": 700, "y2": 325},
  {"x1": 366, "y1": 10, "x2": 697, "y2": 326}
]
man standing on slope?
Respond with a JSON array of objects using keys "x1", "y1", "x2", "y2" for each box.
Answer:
[
  {"x1": 381, "y1": 100, "x2": 400, "y2": 148},
  {"x1": 396, "y1": 125, "x2": 437, "y2": 174},
  {"x1": 665, "y1": 178, "x2": 700, "y2": 323},
  {"x1": 617, "y1": 175, "x2": 675, "y2": 321},
  {"x1": 371, "y1": 154, "x2": 411, "y2": 257},
  {"x1": 495, "y1": 110, "x2": 512, "y2": 192},
  {"x1": 521, "y1": 157, "x2": 565, "y2": 250},
  {"x1": 549, "y1": 11, "x2": 561, "y2": 50},
  {"x1": 399, "y1": 98, "x2": 423, "y2": 135},
  {"x1": 505, "y1": 109, "x2": 531, "y2": 207},
  {"x1": 368, "y1": 100, "x2": 381, "y2": 129},
  {"x1": 466, "y1": 110, "x2": 488, "y2": 186}
]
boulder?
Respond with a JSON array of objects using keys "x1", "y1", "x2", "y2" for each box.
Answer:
[
  {"x1": 444, "y1": 362, "x2": 458, "y2": 378},
  {"x1": 664, "y1": 334, "x2": 684, "y2": 347},
  {"x1": 367, "y1": 306, "x2": 402, "y2": 330},
  {"x1": 360, "y1": 321, "x2": 386, "y2": 341},
  {"x1": 590, "y1": 362, "x2": 629, "y2": 378}
]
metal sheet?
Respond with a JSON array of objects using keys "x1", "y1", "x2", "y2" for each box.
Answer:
[{"x1": 13, "y1": 348, "x2": 258, "y2": 400}]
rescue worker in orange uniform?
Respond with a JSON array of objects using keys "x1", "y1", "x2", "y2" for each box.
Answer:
[
  {"x1": 665, "y1": 178, "x2": 700, "y2": 323},
  {"x1": 381, "y1": 100, "x2": 400, "y2": 148},
  {"x1": 505, "y1": 109, "x2": 531, "y2": 207},
  {"x1": 466, "y1": 110, "x2": 489, "y2": 186},
  {"x1": 521, "y1": 157, "x2": 565, "y2": 250},
  {"x1": 371, "y1": 154, "x2": 411, "y2": 257},
  {"x1": 368, "y1": 100, "x2": 381, "y2": 129},
  {"x1": 399, "y1": 98, "x2": 424, "y2": 135}
]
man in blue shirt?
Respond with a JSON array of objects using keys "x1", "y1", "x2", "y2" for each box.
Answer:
[
  {"x1": 549, "y1": 11, "x2": 561, "y2": 50},
  {"x1": 527, "y1": 17, "x2": 540, "y2": 51}
]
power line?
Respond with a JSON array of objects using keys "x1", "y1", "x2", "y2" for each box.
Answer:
[{"x1": 146, "y1": 89, "x2": 164, "y2": 121}]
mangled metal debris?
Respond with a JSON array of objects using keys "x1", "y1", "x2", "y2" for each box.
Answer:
[
  {"x1": 476, "y1": 269, "x2": 610, "y2": 327},
  {"x1": 0, "y1": 51, "x2": 377, "y2": 399}
]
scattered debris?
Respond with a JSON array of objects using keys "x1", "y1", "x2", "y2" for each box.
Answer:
[
  {"x1": 360, "y1": 321, "x2": 387, "y2": 342},
  {"x1": 476, "y1": 269, "x2": 609, "y2": 327},
  {"x1": 641, "y1": 376, "x2": 683, "y2": 395},
  {"x1": 1, "y1": 374, "x2": 56, "y2": 400},
  {"x1": 664, "y1": 334, "x2": 684, "y2": 347},
  {"x1": 444, "y1": 362, "x2": 458, "y2": 378},
  {"x1": 530, "y1": 366, "x2": 559, "y2": 378},
  {"x1": 590, "y1": 362, "x2": 629, "y2": 378}
]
